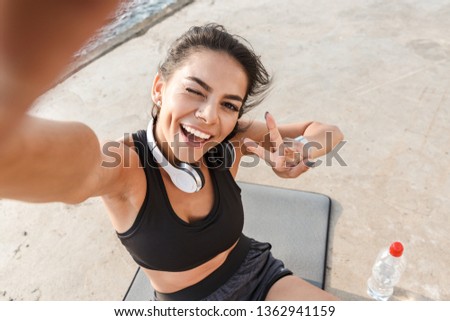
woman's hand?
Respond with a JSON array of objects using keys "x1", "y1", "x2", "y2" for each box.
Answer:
[
  {"x1": 243, "y1": 112, "x2": 312, "y2": 179},
  {"x1": 0, "y1": 0, "x2": 120, "y2": 147}
]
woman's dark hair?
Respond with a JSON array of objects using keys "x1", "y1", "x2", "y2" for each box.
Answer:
[{"x1": 154, "y1": 23, "x2": 271, "y2": 140}]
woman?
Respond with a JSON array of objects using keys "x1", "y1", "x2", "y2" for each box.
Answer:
[{"x1": 0, "y1": 6, "x2": 342, "y2": 300}]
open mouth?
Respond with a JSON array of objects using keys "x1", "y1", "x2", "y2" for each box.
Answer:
[{"x1": 179, "y1": 124, "x2": 212, "y2": 146}]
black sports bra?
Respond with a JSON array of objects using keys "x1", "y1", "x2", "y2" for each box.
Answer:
[{"x1": 116, "y1": 130, "x2": 244, "y2": 271}]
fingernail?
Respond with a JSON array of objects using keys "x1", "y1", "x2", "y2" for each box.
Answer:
[{"x1": 264, "y1": 111, "x2": 269, "y2": 119}]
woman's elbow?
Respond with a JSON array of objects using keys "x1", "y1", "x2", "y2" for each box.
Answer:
[
  {"x1": 314, "y1": 122, "x2": 344, "y2": 142},
  {"x1": 330, "y1": 125, "x2": 344, "y2": 142}
]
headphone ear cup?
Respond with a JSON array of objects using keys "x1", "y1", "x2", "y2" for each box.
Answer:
[
  {"x1": 205, "y1": 140, "x2": 235, "y2": 170},
  {"x1": 146, "y1": 118, "x2": 205, "y2": 193},
  {"x1": 170, "y1": 161, "x2": 205, "y2": 193},
  {"x1": 188, "y1": 164, "x2": 206, "y2": 188}
]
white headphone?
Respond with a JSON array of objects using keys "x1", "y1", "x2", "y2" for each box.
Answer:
[{"x1": 146, "y1": 117, "x2": 205, "y2": 193}]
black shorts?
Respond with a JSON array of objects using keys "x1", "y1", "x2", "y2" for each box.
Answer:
[{"x1": 154, "y1": 235, "x2": 293, "y2": 301}]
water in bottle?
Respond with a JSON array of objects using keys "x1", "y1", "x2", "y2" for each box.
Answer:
[{"x1": 367, "y1": 241, "x2": 406, "y2": 301}]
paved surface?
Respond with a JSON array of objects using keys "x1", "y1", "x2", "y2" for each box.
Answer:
[{"x1": 1, "y1": 0, "x2": 449, "y2": 300}]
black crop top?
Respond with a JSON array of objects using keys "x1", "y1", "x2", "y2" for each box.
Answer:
[{"x1": 116, "y1": 130, "x2": 244, "y2": 272}]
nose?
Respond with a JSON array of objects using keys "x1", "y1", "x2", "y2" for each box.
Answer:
[{"x1": 195, "y1": 101, "x2": 218, "y2": 124}]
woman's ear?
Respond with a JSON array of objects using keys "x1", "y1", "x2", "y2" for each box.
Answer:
[{"x1": 151, "y1": 72, "x2": 164, "y2": 104}]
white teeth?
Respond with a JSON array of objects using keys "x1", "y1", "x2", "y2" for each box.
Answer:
[{"x1": 181, "y1": 124, "x2": 211, "y2": 140}]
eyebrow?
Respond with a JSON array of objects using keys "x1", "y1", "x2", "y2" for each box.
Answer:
[{"x1": 186, "y1": 76, "x2": 244, "y2": 102}]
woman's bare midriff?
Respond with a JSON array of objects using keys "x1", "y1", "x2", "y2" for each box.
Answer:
[{"x1": 142, "y1": 239, "x2": 239, "y2": 293}]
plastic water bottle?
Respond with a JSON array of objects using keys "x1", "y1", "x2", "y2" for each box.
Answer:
[{"x1": 367, "y1": 241, "x2": 406, "y2": 301}]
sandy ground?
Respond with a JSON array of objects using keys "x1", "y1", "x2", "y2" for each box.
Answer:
[{"x1": 1, "y1": 0, "x2": 449, "y2": 300}]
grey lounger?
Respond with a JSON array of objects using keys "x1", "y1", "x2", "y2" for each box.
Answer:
[{"x1": 123, "y1": 181, "x2": 331, "y2": 300}]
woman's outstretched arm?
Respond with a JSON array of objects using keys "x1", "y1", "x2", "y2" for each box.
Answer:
[{"x1": 0, "y1": 115, "x2": 140, "y2": 204}]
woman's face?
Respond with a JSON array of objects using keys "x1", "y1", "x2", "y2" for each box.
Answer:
[{"x1": 152, "y1": 49, "x2": 248, "y2": 165}]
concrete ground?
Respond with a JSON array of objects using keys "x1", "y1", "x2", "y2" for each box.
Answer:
[{"x1": 1, "y1": 0, "x2": 449, "y2": 300}]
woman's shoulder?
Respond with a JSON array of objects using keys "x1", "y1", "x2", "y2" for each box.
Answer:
[{"x1": 100, "y1": 134, "x2": 148, "y2": 233}]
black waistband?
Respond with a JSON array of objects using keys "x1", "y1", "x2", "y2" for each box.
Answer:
[{"x1": 155, "y1": 234, "x2": 251, "y2": 301}]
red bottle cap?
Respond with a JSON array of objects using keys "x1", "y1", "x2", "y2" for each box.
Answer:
[{"x1": 389, "y1": 242, "x2": 404, "y2": 257}]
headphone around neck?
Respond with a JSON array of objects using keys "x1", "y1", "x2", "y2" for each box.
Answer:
[{"x1": 146, "y1": 118, "x2": 236, "y2": 193}]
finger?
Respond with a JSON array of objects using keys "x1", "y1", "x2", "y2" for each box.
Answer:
[
  {"x1": 285, "y1": 159, "x2": 311, "y2": 177},
  {"x1": 265, "y1": 112, "x2": 284, "y2": 152},
  {"x1": 273, "y1": 156, "x2": 295, "y2": 173},
  {"x1": 243, "y1": 138, "x2": 275, "y2": 167},
  {"x1": 282, "y1": 138, "x2": 304, "y2": 164}
]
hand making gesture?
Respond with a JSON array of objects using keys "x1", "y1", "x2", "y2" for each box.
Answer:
[{"x1": 243, "y1": 112, "x2": 315, "y2": 179}]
